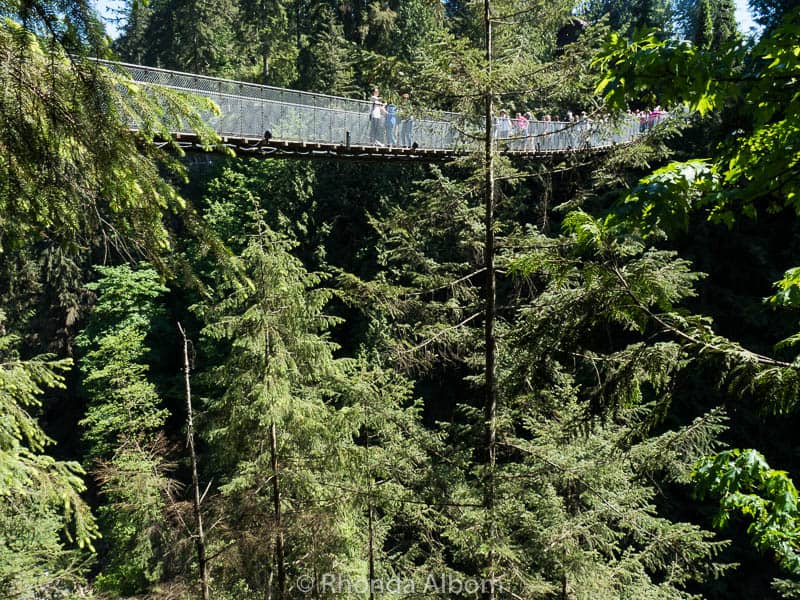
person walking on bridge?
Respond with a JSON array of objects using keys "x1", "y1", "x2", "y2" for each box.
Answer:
[
  {"x1": 399, "y1": 93, "x2": 414, "y2": 147},
  {"x1": 495, "y1": 109, "x2": 511, "y2": 142},
  {"x1": 513, "y1": 112, "x2": 528, "y2": 150},
  {"x1": 369, "y1": 88, "x2": 386, "y2": 146},
  {"x1": 386, "y1": 102, "x2": 398, "y2": 147}
]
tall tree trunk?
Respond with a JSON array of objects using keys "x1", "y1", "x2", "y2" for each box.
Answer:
[
  {"x1": 367, "y1": 500, "x2": 376, "y2": 600},
  {"x1": 262, "y1": 0, "x2": 270, "y2": 83},
  {"x1": 365, "y1": 394, "x2": 375, "y2": 600},
  {"x1": 482, "y1": 1, "x2": 497, "y2": 599},
  {"x1": 177, "y1": 322, "x2": 210, "y2": 600},
  {"x1": 270, "y1": 422, "x2": 286, "y2": 600}
]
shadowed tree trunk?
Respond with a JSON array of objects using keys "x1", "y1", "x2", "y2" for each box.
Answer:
[
  {"x1": 270, "y1": 421, "x2": 286, "y2": 600},
  {"x1": 177, "y1": 321, "x2": 210, "y2": 600},
  {"x1": 482, "y1": 1, "x2": 497, "y2": 599}
]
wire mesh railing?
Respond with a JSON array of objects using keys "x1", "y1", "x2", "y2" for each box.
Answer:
[{"x1": 99, "y1": 60, "x2": 661, "y2": 154}]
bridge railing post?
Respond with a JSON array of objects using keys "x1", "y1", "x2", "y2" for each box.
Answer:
[{"x1": 312, "y1": 97, "x2": 318, "y2": 143}]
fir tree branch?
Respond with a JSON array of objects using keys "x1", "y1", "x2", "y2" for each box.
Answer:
[
  {"x1": 400, "y1": 268, "x2": 486, "y2": 298},
  {"x1": 610, "y1": 263, "x2": 795, "y2": 369},
  {"x1": 398, "y1": 311, "x2": 482, "y2": 356}
]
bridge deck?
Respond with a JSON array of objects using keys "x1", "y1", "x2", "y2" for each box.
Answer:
[{"x1": 104, "y1": 60, "x2": 651, "y2": 159}]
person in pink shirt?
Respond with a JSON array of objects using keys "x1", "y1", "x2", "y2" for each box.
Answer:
[
  {"x1": 648, "y1": 106, "x2": 666, "y2": 128},
  {"x1": 513, "y1": 112, "x2": 529, "y2": 149}
]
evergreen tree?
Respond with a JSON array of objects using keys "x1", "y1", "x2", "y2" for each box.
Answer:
[
  {"x1": 113, "y1": 0, "x2": 152, "y2": 64},
  {"x1": 296, "y1": 2, "x2": 357, "y2": 94},
  {"x1": 680, "y1": 0, "x2": 739, "y2": 50},
  {"x1": 336, "y1": 1, "x2": 736, "y2": 597},
  {"x1": 0, "y1": 4, "x2": 218, "y2": 262},
  {"x1": 194, "y1": 199, "x2": 444, "y2": 596},
  {"x1": 578, "y1": 0, "x2": 675, "y2": 37},
  {"x1": 695, "y1": 0, "x2": 715, "y2": 48},
  {"x1": 196, "y1": 215, "x2": 363, "y2": 596},
  {"x1": 237, "y1": 0, "x2": 298, "y2": 84},
  {"x1": 77, "y1": 264, "x2": 173, "y2": 595},
  {"x1": 712, "y1": 0, "x2": 739, "y2": 48},
  {"x1": 0, "y1": 310, "x2": 98, "y2": 595},
  {"x1": 118, "y1": 0, "x2": 241, "y2": 76}
]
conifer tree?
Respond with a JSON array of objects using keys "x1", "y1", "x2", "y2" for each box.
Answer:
[
  {"x1": 196, "y1": 214, "x2": 359, "y2": 596},
  {"x1": 237, "y1": 0, "x2": 297, "y2": 84},
  {"x1": 695, "y1": 0, "x2": 715, "y2": 48},
  {"x1": 194, "y1": 195, "x2": 446, "y2": 596},
  {"x1": 77, "y1": 264, "x2": 173, "y2": 594},
  {"x1": 712, "y1": 0, "x2": 739, "y2": 48},
  {"x1": 338, "y1": 1, "x2": 736, "y2": 596},
  {"x1": 0, "y1": 3, "x2": 218, "y2": 261},
  {"x1": 120, "y1": 0, "x2": 241, "y2": 76},
  {"x1": 0, "y1": 311, "x2": 98, "y2": 596}
]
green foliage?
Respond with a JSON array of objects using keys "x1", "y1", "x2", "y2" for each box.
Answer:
[
  {"x1": 238, "y1": 0, "x2": 297, "y2": 84},
  {"x1": 0, "y1": 497, "x2": 92, "y2": 598},
  {"x1": 0, "y1": 310, "x2": 98, "y2": 595},
  {"x1": 0, "y1": 15, "x2": 219, "y2": 261},
  {"x1": 77, "y1": 264, "x2": 172, "y2": 594},
  {"x1": 77, "y1": 264, "x2": 169, "y2": 351},
  {"x1": 695, "y1": 0, "x2": 715, "y2": 48},
  {"x1": 711, "y1": 0, "x2": 739, "y2": 48},
  {"x1": 428, "y1": 221, "x2": 732, "y2": 597},
  {"x1": 197, "y1": 218, "x2": 353, "y2": 592},
  {"x1": 132, "y1": 0, "x2": 240, "y2": 75},
  {"x1": 595, "y1": 11, "x2": 800, "y2": 218},
  {"x1": 611, "y1": 160, "x2": 722, "y2": 237},
  {"x1": 579, "y1": 0, "x2": 675, "y2": 37},
  {"x1": 297, "y1": 7, "x2": 357, "y2": 95},
  {"x1": 770, "y1": 267, "x2": 800, "y2": 310},
  {"x1": 594, "y1": 29, "x2": 721, "y2": 115},
  {"x1": 749, "y1": 0, "x2": 800, "y2": 30},
  {"x1": 7, "y1": 0, "x2": 800, "y2": 597},
  {"x1": 694, "y1": 449, "x2": 800, "y2": 581},
  {"x1": 674, "y1": 0, "x2": 740, "y2": 50},
  {"x1": 196, "y1": 213, "x2": 438, "y2": 595}
]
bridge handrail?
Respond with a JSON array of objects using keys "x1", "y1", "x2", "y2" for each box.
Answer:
[
  {"x1": 95, "y1": 58, "x2": 462, "y2": 122},
  {"x1": 131, "y1": 80, "x2": 459, "y2": 132}
]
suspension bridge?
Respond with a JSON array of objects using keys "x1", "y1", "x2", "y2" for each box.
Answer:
[{"x1": 105, "y1": 60, "x2": 655, "y2": 161}]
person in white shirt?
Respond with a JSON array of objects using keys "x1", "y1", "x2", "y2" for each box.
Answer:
[
  {"x1": 495, "y1": 109, "x2": 511, "y2": 141},
  {"x1": 369, "y1": 88, "x2": 386, "y2": 145}
]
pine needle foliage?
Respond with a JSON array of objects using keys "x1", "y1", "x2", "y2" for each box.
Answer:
[
  {"x1": 195, "y1": 209, "x2": 442, "y2": 597},
  {"x1": 196, "y1": 215, "x2": 366, "y2": 595},
  {"x1": 486, "y1": 223, "x2": 735, "y2": 596},
  {"x1": 0, "y1": 309, "x2": 98, "y2": 595},
  {"x1": 77, "y1": 264, "x2": 174, "y2": 595},
  {"x1": 0, "y1": 9, "x2": 221, "y2": 261}
]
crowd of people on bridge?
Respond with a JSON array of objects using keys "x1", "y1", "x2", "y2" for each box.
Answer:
[
  {"x1": 492, "y1": 106, "x2": 668, "y2": 151},
  {"x1": 367, "y1": 86, "x2": 668, "y2": 151}
]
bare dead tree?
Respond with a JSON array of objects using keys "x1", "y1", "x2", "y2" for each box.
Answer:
[{"x1": 178, "y1": 321, "x2": 210, "y2": 600}]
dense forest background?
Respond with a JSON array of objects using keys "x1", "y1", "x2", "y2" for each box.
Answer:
[{"x1": 2, "y1": 0, "x2": 800, "y2": 598}]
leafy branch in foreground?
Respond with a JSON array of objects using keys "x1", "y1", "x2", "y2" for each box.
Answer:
[
  {"x1": 0, "y1": 16, "x2": 222, "y2": 262},
  {"x1": 693, "y1": 449, "x2": 800, "y2": 592},
  {"x1": 0, "y1": 310, "x2": 99, "y2": 595},
  {"x1": 594, "y1": 11, "x2": 800, "y2": 228}
]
